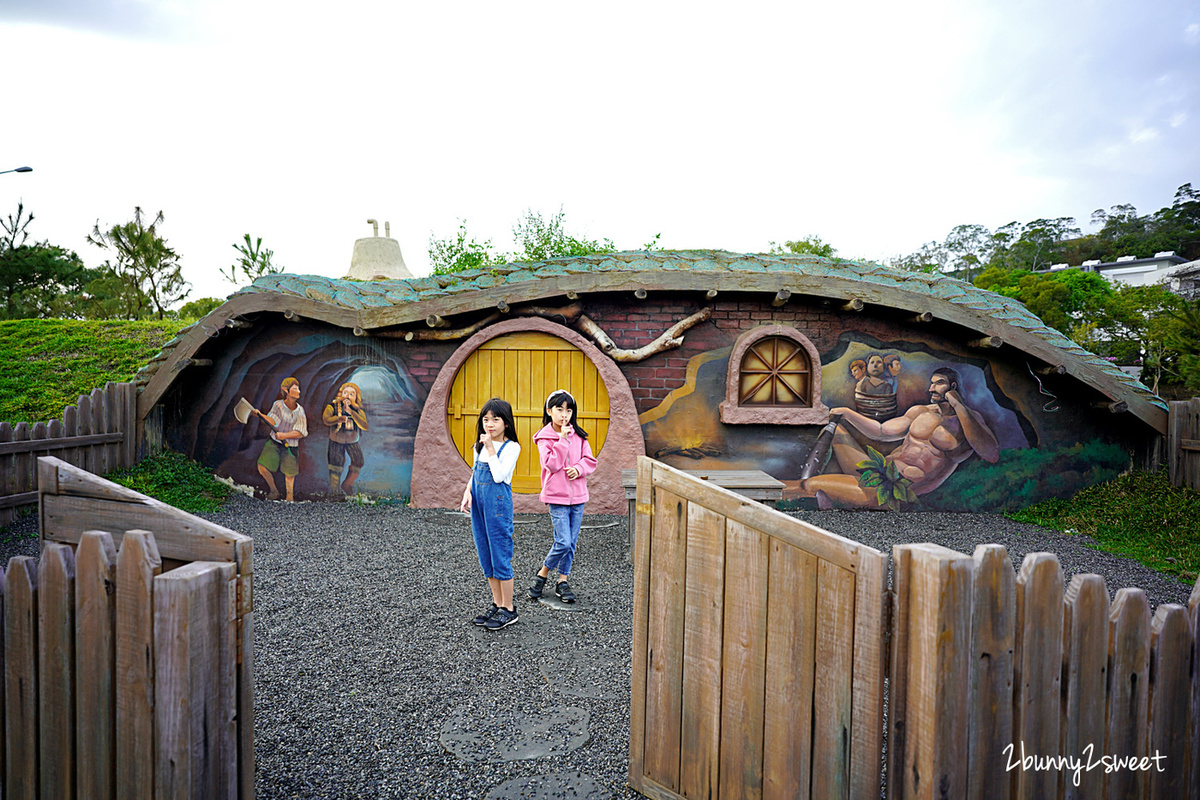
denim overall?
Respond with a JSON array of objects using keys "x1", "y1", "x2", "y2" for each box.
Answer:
[{"x1": 470, "y1": 440, "x2": 514, "y2": 581}]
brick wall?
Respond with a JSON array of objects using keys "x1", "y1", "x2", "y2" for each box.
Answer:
[{"x1": 397, "y1": 293, "x2": 907, "y2": 415}]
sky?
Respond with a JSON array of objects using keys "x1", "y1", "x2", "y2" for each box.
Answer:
[{"x1": 2, "y1": 0, "x2": 1198, "y2": 305}]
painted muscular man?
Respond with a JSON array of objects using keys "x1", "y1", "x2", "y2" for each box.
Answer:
[{"x1": 799, "y1": 367, "x2": 999, "y2": 508}]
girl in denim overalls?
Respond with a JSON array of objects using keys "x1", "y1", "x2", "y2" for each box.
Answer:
[{"x1": 459, "y1": 398, "x2": 521, "y2": 630}]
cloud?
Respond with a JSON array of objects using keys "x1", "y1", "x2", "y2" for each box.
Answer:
[{"x1": 0, "y1": 0, "x2": 197, "y2": 40}]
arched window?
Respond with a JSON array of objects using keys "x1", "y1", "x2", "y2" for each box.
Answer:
[{"x1": 720, "y1": 325, "x2": 830, "y2": 425}]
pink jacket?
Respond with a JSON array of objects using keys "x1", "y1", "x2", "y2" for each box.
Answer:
[{"x1": 534, "y1": 423, "x2": 598, "y2": 505}]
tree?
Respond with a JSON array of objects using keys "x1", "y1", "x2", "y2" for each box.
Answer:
[
  {"x1": 88, "y1": 207, "x2": 190, "y2": 319},
  {"x1": 511, "y1": 208, "x2": 614, "y2": 262},
  {"x1": 222, "y1": 234, "x2": 282, "y2": 285},
  {"x1": 768, "y1": 235, "x2": 836, "y2": 258},
  {"x1": 178, "y1": 297, "x2": 224, "y2": 319},
  {"x1": 943, "y1": 224, "x2": 992, "y2": 282},
  {"x1": 427, "y1": 220, "x2": 504, "y2": 275},
  {"x1": 0, "y1": 202, "x2": 95, "y2": 319},
  {"x1": 1163, "y1": 300, "x2": 1200, "y2": 392}
]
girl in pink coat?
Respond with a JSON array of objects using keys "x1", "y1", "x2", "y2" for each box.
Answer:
[{"x1": 528, "y1": 389, "x2": 598, "y2": 604}]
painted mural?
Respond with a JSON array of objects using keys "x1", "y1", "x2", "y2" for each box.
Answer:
[
  {"x1": 640, "y1": 332, "x2": 1130, "y2": 512},
  {"x1": 165, "y1": 323, "x2": 429, "y2": 501}
]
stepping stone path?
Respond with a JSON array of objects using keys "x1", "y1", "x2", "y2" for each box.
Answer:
[
  {"x1": 486, "y1": 771, "x2": 610, "y2": 800},
  {"x1": 439, "y1": 706, "x2": 590, "y2": 763}
]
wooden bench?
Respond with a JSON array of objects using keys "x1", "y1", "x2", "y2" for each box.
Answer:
[{"x1": 620, "y1": 468, "x2": 785, "y2": 553}]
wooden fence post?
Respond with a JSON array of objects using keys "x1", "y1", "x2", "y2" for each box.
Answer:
[
  {"x1": 154, "y1": 561, "x2": 237, "y2": 799},
  {"x1": 1105, "y1": 588, "x2": 1151, "y2": 799},
  {"x1": 889, "y1": 543, "x2": 974, "y2": 800},
  {"x1": 115, "y1": 531, "x2": 161, "y2": 800},
  {"x1": 1062, "y1": 573, "x2": 1109, "y2": 800},
  {"x1": 967, "y1": 544, "x2": 1015, "y2": 800},
  {"x1": 76, "y1": 530, "x2": 119, "y2": 800},
  {"x1": 1148, "y1": 604, "x2": 1191, "y2": 799},
  {"x1": 4, "y1": 556, "x2": 39, "y2": 800},
  {"x1": 38, "y1": 542, "x2": 76, "y2": 799},
  {"x1": 1012, "y1": 552, "x2": 1064, "y2": 800},
  {"x1": 1190, "y1": 576, "x2": 1200, "y2": 800}
]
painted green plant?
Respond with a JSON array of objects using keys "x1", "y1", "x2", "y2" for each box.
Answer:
[{"x1": 856, "y1": 446, "x2": 919, "y2": 510}]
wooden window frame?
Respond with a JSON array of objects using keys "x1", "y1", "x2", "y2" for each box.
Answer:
[{"x1": 719, "y1": 325, "x2": 830, "y2": 425}]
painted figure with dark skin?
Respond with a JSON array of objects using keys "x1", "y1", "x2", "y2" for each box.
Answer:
[{"x1": 796, "y1": 367, "x2": 999, "y2": 508}]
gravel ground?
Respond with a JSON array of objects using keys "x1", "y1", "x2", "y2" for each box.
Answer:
[{"x1": 1, "y1": 496, "x2": 1193, "y2": 799}]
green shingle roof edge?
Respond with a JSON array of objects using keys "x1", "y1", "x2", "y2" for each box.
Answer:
[{"x1": 134, "y1": 250, "x2": 1168, "y2": 431}]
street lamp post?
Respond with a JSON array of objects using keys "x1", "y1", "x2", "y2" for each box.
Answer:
[{"x1": 0, "y1": 167, "x2": 32, "y2": 175}]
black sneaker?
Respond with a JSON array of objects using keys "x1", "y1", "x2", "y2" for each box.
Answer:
[
  {"x1": 485, "y1": 606, "x2": 519, "y2": 630},
  {"x1": 529, "y1": 574, "x2": 547, "y2": 600},
  {"x1": 472, "y1": 604, "x2": 498, "y2": 626},
  {"x1": 555, "y1": 581, "x2": 576, "y2": 604}
]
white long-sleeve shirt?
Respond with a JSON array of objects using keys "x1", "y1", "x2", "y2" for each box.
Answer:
[{"x1": 472, "y1": 440, "x2": 521, "y2": 484}]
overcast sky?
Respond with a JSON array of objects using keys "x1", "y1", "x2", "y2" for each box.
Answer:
[{"x1": 2, "y1": 0, "x2": 1197, "y2": 303}]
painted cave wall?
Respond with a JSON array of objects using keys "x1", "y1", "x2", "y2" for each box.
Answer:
[{"x1": 162, "y1": 290, "x2": 1147, "y2": 512}]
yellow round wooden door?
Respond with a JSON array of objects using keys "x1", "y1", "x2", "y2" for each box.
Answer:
[{"x1": 447, "y1": 331, "x2": 610, "y2": 493}]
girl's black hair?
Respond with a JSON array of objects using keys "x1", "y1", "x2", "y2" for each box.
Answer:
[
  {"x1": 543, "y1": 390, "x2": 588, "y2": 440},
  {"x1": 475, "y1": 397, "x2": 518, "y2": 453}
]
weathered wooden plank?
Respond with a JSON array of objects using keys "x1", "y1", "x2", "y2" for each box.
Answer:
[
  {"x1": 30, "y1": 424, "x2": 49, "y2": 511},
  {"x1": 43, "y1": 494, "x2": 246, "y2": 564},
  {"x1": 763, "y1": 541, "x2": 817, "y2": 800},
  {"x1": 62, "y1": 404, "x2": 80, "y2": 474},
  {"x1": 1148, "y1": 604, "x2": 1190, "y2": 800},
  {"x1": 627, "y1": 456, "x2": 653, "y2": 793},
  {"x1": 90, "y1": 387, "x2": 106, "y2": 475},
  {"x1": 1105, "y1": 588, "x2": 1151, "y2": 800},
  {"x1": 5, "y1": 556, "x2": 39, "y2": 800},
  {"x1": 1189, "y1": 576, "x2": 1200, "y2": 800},
  {"x1": 238, "y1": 609, "x2": 256, "y2": 800},
  {"x1": 38, "y1": 542, "x2": 77, "y2": 800},
  {"x1": 719, "y1": 520, "x2": 768, "y2": 800},
  {"x1": 891, "y1": 543, "x2": 974, "y2": 800},
  {"x1": 76, "y1": 530, "x2": 119, "y2": 800},
  {"x1": 679, "y1": 503, "x2": 725, "y2": 799},
  {"x1": 1012, "y1": 553, "x2": 1064, "y2": 800},
  {"x1": 967, "y1": 544, "x2": 1016, "y2": 800},
  {"x1": 0, "y1": 565, "x2": 5, "y2": 790},
  {"x1": 104, "y1": 382, "x2": 119, "y2": 474},
  {"x1": 653, "y1": 464, "x2": 862, "y2": 571},
  {"x1": 116, "y1": 531, "x2": 162, "y2": 800},
  {"x1": 1062, "y1": 573, "x2": 1109, "y2": 800},
  {"x1": 155, "y1": 561, "x2": 237, "y2": 799},
  {"x1": 850, "y1": 545, "x2": 887, "y2": 799},
  {"x1": 888, "y1": 545, "x2": 913, "y2": 800},
  {"x1": 812, "y1": 557, "x2": 857, "y2": 800},
  {"x1": 0, "y1": 432, "x2": 126, "y2": 457},
  {"x1": 643, "y1": 481, "x2": 687, "y2": 792},
  {"x1": 0, "y1": 422, "x2": 14, "y2": 526},
  {"x1": 13, "y1": 422, "x2": 31, "y2": 502},
  {"x1": 77, "y1": 393, "x2": 96, "y2": 476}
]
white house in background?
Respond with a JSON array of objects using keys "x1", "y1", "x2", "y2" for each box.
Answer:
[
  {"x1": 1169, "y1": 258, "x2": 1200, "y2": 300},
  {"x1": 1048, "y1": 251, "x2": 1190, "y2": 288}
]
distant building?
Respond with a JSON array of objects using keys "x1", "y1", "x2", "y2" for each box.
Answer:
[
  {"x1": 1169, "y1": 258, "x2": 1200, "y2": 300},
  {"x1": 1044, "y1": 251, "x2": 1189, "y2": 288}
]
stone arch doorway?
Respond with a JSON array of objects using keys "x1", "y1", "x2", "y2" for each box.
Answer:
[
  {"x1": 445, "y1": 330, "x2": 611, "y2": 494},
  {"x1": 411, "y1": 318, "x2": 644, "y2": 514}
]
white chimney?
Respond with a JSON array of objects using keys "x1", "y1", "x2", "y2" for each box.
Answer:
[
  {"x1": 1116, "y1": 255, "x2": 1136, "y2": 263},
  {"x1": 345, "y1": 219, "x2": 413, "y2": 280},
  {"x1": 1154, "y1": 251, "x2": 1176, "y2": 258}
]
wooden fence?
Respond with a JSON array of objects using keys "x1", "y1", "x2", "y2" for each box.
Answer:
[
  {"x1": 1, "y1": 456, "x2": 254, "y2": 799},
  {"x1": 629, "y1": 457, "x2": 887, "y2": 799},
  {"x1": 0, "y1": 382, "x2": 138, "y2": 528},
  {"x1": 1168, "y1": 397, "x2": 1200, "y2": 492},
  {"x1": 630, "y1": 457, "x2": 1200, "y2": 800}
]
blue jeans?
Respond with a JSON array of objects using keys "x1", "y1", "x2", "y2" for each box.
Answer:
[
  {"x1": 470, "y1": 450, "x2": 513, "y2": 580},
  {"x1": 543, "y1": 503, "x2": 585, "y2": 576}
]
